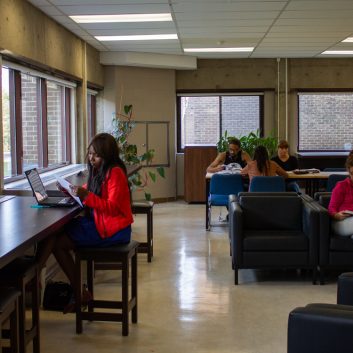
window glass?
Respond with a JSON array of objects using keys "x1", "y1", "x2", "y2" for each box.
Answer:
[
  {"x1": 178, "y1": 94, "x2": 262, "y2": 150},
  {"x1": 221, "y1": 96, "x2": 260, "y2": 137},
  {"x1": 299, "y1": 93, "x2": 353, "y2": 151},
  {"x1": 180, "y1": 96, "x2": 219, "y2": 147},
  {"x1": 1, "y1": 68, "x2": 11, "y2": 178},
  {"x1": 47, "y1": 81, "x2": 64, "y2": 165},
  {"x1": 21, "y1": 73, "x2": 39, "y2": 171}
]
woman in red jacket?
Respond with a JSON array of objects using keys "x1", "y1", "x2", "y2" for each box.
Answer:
[{"x1": 54, "y1": 133, "x2": 133, "y2": 311}]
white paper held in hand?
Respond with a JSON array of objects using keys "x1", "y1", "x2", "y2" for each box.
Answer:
[{"x1": 55, "y1": 175, "x2": 83, "y2": 208}]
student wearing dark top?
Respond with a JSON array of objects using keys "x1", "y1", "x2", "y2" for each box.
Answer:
[
  {"x1": 271, "y1": 140, "x2": 300, "y2": 192},
  {"x1": 207, "y1": 138, "x2": 250, "y2": 173}
]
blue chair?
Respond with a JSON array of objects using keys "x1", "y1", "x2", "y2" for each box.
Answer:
[
  {"x1": 249, "y1": 176, "x2": 286, "y2": 192},
  {"x1": 207, "y1": 173, "x2": 244, "y2": 230},
  {"x1": 326, "y1": 174, "x2": 347, "y2": 192}
]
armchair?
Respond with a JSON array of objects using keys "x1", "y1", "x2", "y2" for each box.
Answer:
[
  {"x1": 288, "y1": 272, "x2": 353, "y2": 353},
  {"x1": 229, "y1": 193, "x2": 319, "y2": 284},
  {"x1": 288, "y1": 303, "x2": 353, "y2": 353}
]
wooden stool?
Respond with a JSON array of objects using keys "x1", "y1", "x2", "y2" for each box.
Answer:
[
  {"x1": 132, "y1": 201, "x2": 154, "y2": 262},
  {"x1": 0, "y1": 287, "x2": 20, "y2": 353},
  {"x1": 0, "y1": 258, "x2": 39, "y2": 353},
  {"x1": 75, "y1": 240, "x2": 139, "y2": 336}
]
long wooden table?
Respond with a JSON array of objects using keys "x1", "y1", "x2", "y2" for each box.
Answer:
[
  {"x1": 0, "y1": 196, "x2": 81, "y2": 269},
  {"x1": 287, "y1": 171, "x2": 348, "y2": 197},
  {"x1": 205, "y1": 170, "x2": 348, "y2": 229}
]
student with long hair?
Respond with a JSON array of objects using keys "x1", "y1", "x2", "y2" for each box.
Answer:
[
  {"x1": 241, "y1": 145, "x2": 288, "y2": 186},
  {"x1": 328, "y1": 151, "x2": 353, "y2": 237},
  {"x1": 37, "y1": 133, "x2": 133, "y2": 312}
]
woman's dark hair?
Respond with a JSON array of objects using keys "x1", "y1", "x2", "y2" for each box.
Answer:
[
  {"x1": 253, "y1": 145, "x2": 269, "y2": 175},
  {"x1": 346, "y1": 150, "x2": 353, "y2": 170},
  {"x1": 86, "y1": 133, "x2": 126, "y2": 195}
]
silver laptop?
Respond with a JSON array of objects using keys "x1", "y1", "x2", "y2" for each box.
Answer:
[{"x1": 25, "y1": 168, "x2": 76, "y2": 207}]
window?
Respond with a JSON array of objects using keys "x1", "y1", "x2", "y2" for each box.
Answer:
[
  {"x1": 298, "y1": 92, "x2": 353, "y2": 151},
  {"x1": 1, "y1": 68, "x2": 11, "y2": 178},
  {"x1": 87, "y1": 91, "x2": 97, "y2": 140},
  {"x1": 1, "y1": 63, "x2": 75, "y2": 181},
  {"x1": 177, "y1": 93, "x2": 263, "y2": 152}
]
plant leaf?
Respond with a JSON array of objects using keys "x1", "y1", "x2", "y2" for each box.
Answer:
[
  {"x1": 156, "y1": 167, "x2": 165, "y2": 178},
  {"x1": 149, "y1": 171, "x2": 156, "y2": 182},
  {"x1": 144, "y1": 192, "x2": 151, "y2": 201},
  {"x1": 124, "y1": 104, "x2": 132, "y2": 115}
]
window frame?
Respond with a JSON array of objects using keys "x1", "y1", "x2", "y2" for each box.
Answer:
[
  {"x1": 297, "y1": 90, "x2": 353, "y2": 152},
  {"x1": 2, "y1": 62, "x2": 76, "y2": 183},
  {"x1": 176, "y1": 90, "x2": 264, "y2": 153}
]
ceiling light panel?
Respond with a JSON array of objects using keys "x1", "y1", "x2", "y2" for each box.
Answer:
[
  {"x1": 56, "y1": 4, "x2": 171, "y2": 16},
  {"x1": 184, "y1": 47, "x2": 254, "y2": 53},
  {"x1": 70, "y1": 13, "x2": 172, "y2": 23},
  {"x1": 95, "y1": 34, "x2": 178, "y2": 41},
  {"x1": 322, "y1": 50, "x2": 353, "y2": 55}
]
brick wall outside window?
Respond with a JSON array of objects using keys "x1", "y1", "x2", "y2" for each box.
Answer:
[
  {"x1": 299, "y1": 94, "x2": 353, "y2": 150},
  {"x1": 180, "y1": 95, "x2": 260, "y2": 148},
  {"x1": 21, "y1": 76, "x2": 64, "y2": 169},
  {"x1": 47, "y1": 82, "x2": 63, "y2": 164},
  {"x1": 21, "y1": 75, "x2": 39, "y2": 170}
]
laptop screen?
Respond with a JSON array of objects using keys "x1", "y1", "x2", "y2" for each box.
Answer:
[{"x1": 25, "y1": 168, "x2": 48, "y2": 202}]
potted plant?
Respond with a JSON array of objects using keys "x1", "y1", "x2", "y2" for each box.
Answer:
[
  {"x1": 112, "y1": 104, "x2": 165, "y2": 201},
  {"x1": 217, "y1": 130, "x2": 278, "y2": 158}
]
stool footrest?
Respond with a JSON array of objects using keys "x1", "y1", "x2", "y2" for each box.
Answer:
[
  {"x1": 81, "y1": 312, "x2": 122, "y2": 322},
  {"x1": 89, "y1": 298, "x2": 136, "y2": 311}
]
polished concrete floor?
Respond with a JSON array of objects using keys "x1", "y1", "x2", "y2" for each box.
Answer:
[{"x1": 40, "y1": 201, "x2": 337, "y2": 353}]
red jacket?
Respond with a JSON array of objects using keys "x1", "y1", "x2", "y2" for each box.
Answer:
[{"x1": 83, "y1": 167, "x2": 133, "y2": 238}]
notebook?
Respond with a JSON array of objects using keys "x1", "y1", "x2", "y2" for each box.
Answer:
[{"x1": 25, "y1": 168, "x2": 77, "y2": 207}]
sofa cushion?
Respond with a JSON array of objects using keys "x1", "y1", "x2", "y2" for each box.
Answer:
[
  {"x1": 240, "y1": 196, "x2": 302, "y2": 230},
  {"x1": 330, "y1": 236, "x2": 353, "y2": 251},
  {"x1": 243, "y1": 230, "x2": 308, "y2": 251}
]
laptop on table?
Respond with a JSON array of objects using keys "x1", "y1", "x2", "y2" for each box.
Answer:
[{"x1": 25, "y1": 168, "x2": 76, "y2": 207}]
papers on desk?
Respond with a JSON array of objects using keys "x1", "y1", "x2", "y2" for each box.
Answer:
[
  {"x1": 217, "y1": 170, "x2": 241, "y2": 175},
  {"x1": 293, "y1": 168, "x2": 320, "y2": 175},
  {"x1": 55, "y1": 175, "x2": 83, "y2": 208}
]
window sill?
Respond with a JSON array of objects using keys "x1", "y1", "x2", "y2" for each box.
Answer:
[{"x1": 3, "y1": 164, "x2": 86, "y2": 195}]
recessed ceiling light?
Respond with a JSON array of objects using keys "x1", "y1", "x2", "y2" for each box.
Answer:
[
  {"x1": 321, "y1": 50, "x2": 353, "y2": 55},
  {"x1": 183, "y1": 47, "x2": 254, "y2": 53},
  {"x1": 95, "y1": 34, "x2": 178, "y2": 41},
  {"x1": 342, "y1": 37, "x2": 353, "y2": 42},
  {"x1": 70, "y1": 13, "x2": 173, "y2": 23}
]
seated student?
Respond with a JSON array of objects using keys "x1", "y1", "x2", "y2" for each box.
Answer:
[
  {"x1": 207, "y1": 138, "x2": 250, "y2": 173},
  {"x1": 36, "y1": 133, "x2": 133, "y2": 313},
  {"x1": 271, "y1": 140, "x2": 300, "y2": 192},
  {"x1": 328, "y1": 151, "x2": 353, "y2": 238},
  {"x1": 241, "y1": 145, "x2": 288, "y2": 184}
]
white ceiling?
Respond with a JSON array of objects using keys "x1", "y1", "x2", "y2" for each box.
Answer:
[{"x1": 27, "y1": 0, "x2": 353, "y2": 59}]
